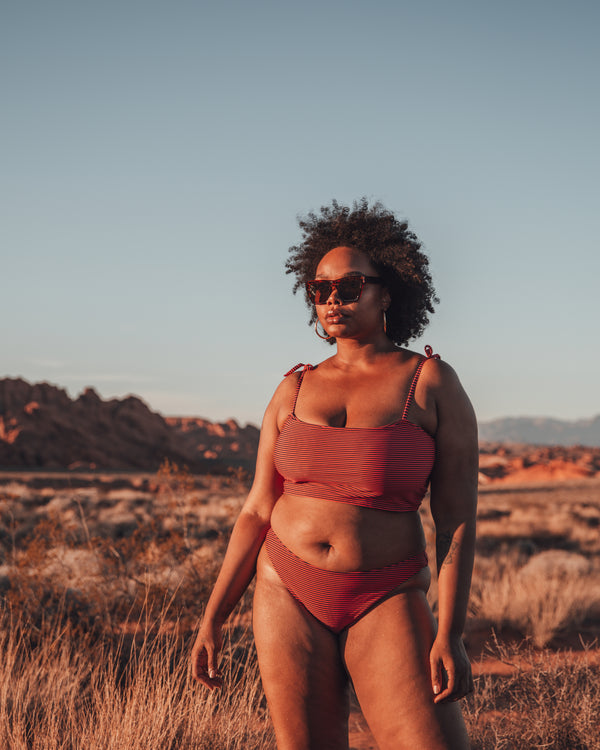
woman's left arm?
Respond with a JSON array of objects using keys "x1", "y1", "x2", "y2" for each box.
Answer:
[{"x1": 427, "y1": 359, "x2": 478, "y2": 704}]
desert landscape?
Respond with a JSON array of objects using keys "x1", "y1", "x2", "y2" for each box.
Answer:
[
  {"x1": 1, "y1": 464, "x2": 600, "y2": 749},
  {"x1": 2, "y1": 381, "x2": 600, "y2": 748}
]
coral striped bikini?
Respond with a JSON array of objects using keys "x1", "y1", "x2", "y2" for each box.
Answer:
[{"x1": 268, "y1": 347, "x2": 439, "y2": 633}]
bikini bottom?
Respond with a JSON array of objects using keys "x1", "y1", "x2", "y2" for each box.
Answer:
[{"x1": 264, "y1": 527, "x2": 428, "y2": 633}]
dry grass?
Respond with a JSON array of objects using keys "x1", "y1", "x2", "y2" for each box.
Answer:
[
  {"x1": 0, "y1": 604, "x2": 274, "y2": 749},
  {"x1": 462, "y1": 480, "x2": 600, "y2": 749},
  {"x1": 2, "y1": 468, "x2": 600, "y2": 748},
  {"x1": 470, "y1": 549, "x2": 600, "y2": 648},
  {"x1": 0, "y1": 463, "x2": 274, "y2": 749},
  {"x1": 471, "y1": 480, "x2": 600, "y2": 648},
  {"x1": 464, "y1": 636, "x2": 600, "y2": 750}
]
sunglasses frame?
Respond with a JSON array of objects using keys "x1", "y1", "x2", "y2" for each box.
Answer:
[{"x1": 305, "y1": 275, "x2": 383, "y2": 305}]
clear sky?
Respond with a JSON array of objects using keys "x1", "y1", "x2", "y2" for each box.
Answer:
[{"x1": 2, "y1": 0, "x2": 598, "y2": 426}]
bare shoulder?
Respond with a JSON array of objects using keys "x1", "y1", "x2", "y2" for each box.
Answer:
[
  {"x1": 271, "y1": 369, "x2": 300, "y2": 401},
  {"x1": 401, "y1": 347, "x2": 462, "y2": 393},
  {"x1": 420, "y1": 355, "x2": 463, "y2": 393},
  {"x1": 409, "y1": 350, "x2": 477, "y2": 436},
  {"x1": 243, "y1": 369, "x2": 303, "y2": 513},
  {"x1": 426, "y1": 354, "x2": 479, "y2": 519},
  {"x1": 264, "y1": 366, "x2": 306, "y2": 431}
]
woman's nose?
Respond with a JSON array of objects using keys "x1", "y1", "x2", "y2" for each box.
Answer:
[{"x1": 327, "y1": 283, "x2": 341, "y2": 304}]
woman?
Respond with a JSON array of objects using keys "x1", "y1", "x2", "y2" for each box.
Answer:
[{"x1": 191, "y1": 199, "x2": 478, "y2": 750}]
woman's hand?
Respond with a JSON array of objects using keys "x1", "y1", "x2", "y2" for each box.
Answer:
[
  {"x1": 191, "y1": 621, "x2": 223, "y2": 690},
  {"x1": 429, "y1": 633, "x2": 473, "y2": 703}
]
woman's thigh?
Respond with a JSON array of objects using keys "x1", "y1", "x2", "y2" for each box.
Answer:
[
  {"x1": 253, "y1": 545, "x2": 350, "y2": 750},
  {"x1": 342, "y1": 589, "x2": 469, "y2": 750}
]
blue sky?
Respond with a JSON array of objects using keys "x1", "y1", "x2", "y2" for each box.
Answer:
[{"x1": 2, "y1": 0, "x2": 598, "y2": 426}]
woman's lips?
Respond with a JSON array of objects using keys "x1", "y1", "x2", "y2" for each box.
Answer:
[{"x1": 325, "y1": 311, "x2": 346, "y2": 325}]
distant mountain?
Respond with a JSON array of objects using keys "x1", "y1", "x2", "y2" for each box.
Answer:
[
  {"x1": 0, "y1": 377, "x2": 259, "y2": 471},
  {"x1": 478, "y1": 415, "x2": 600, "y2": 447}
]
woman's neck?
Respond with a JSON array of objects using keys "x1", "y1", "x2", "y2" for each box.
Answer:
[{"x1": 331, "y1": 334, "x2": 399, "y2": 370}]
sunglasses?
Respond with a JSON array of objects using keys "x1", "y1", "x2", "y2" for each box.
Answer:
[{"x1": 305, "y1": 275, "x2": 383, "y2": 305}]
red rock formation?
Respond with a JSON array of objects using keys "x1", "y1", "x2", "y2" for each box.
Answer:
[
  {"x1": 0, "y1": 378, "x2": 259, "y2": 472},
  {"x1": 478, "y1": 442, "x2": 600, "y2": 484},
  {"x1": 165, "y1": 416, "x2": 259, "y2": 464}
]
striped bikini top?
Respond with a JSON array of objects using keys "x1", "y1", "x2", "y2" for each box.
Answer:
[{"x1": 273, "y1": 347, "x2": 439, "y2": 512}]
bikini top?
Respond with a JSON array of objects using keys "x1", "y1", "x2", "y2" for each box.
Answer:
[{"x1": 273, "y1": 346, "x2": 439, "y2": 512}]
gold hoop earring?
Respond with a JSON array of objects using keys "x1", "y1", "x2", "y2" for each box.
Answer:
[
  {"x1": 383, "y1": 310, "x2": 387, "y2": 334},
  {"x1": 315, "y1": 320, "x2": 331, "y2": 340}
]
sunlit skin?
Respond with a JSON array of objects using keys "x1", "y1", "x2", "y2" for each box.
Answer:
[{"x1": 191, "y1": 246, "x2": 478, "y2": 749}]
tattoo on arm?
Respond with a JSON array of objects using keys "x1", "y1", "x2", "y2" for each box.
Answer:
[{"x1": 436, "y1": 532, "x2": 459, "y2": 570}]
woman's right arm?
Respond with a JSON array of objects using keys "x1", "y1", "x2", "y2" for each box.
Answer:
[{"x1": 190, "y1": 379, "x2": 291, "y2": 689}]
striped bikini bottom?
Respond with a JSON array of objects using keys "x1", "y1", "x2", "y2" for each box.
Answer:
[{"x1": 264, "y1": 527, "x2": 428, "y2": 633}]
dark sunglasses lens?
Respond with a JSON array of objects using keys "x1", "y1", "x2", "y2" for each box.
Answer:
[
  {"x1": 337, "y1": 278, "x2": 362, "y2": 302},
  {"x1": 308, "y1": 277, "x2": 364, "y2": 304},
  {"x1": 310, "y1": 281, "x2": 333, "y2": 304}
]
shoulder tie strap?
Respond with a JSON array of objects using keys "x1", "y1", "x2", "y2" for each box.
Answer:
[
  {"x1": 424, "y1": 345, "x2": 440, "y2": 360},
  {"x1": 284, "y1": 363, "x2": 314, "y2": 415},
  {"x1": 402, "y1": 346, "x2": 440, "y2": 420}
]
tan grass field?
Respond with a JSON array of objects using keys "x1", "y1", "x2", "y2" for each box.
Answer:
[{"x1": 1, "y1": 464, "x2": 599, "y2": 749}]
